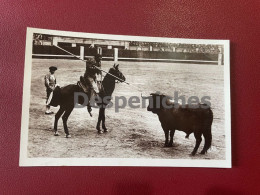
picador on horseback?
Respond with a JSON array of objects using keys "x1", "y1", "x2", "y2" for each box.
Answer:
[
  {"x1": 47, "y1": 46, "x2": 127, "y2": 136},
  {"x1": 78, "y1": 54, "x2": 103, "y2": 113}
]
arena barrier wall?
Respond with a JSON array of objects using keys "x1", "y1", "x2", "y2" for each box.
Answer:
[{"x1": 32, "y1": 45, "x2": 222, "y2": 65}]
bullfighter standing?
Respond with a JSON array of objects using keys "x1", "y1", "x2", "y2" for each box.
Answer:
[{"x1": 44, "y1": 66, "x2": 57, "y2": 114}]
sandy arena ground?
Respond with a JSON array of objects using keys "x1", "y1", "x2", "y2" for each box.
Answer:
[{"x1": 27, "y1": 59, "x2": 226, "y2": 160}]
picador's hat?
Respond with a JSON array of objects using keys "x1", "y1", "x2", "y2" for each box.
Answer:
[{"x1": 49, "y1": 66, "x2": 57, "y2": 71}]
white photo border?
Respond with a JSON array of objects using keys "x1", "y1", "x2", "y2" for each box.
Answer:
[{"x1": 19, "y1": 27, "x2": 231, "y2": 168}]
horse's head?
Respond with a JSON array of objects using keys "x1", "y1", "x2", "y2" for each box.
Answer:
[{"x1": 108, "y1": 64, "x2": 126, "y2": 83}]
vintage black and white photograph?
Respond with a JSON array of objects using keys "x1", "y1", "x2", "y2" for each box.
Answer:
[{"x1": 20, "y1": 28, "x2": 231, "y2": 167}]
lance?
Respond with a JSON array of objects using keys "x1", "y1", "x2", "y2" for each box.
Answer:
[{"x1": 54, "y1": 45, "x2": 130, "y2": 85}]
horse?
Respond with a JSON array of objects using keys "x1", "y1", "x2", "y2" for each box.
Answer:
[{"x1": 50, "y1": 64, "x2": 126, "y2": 137}]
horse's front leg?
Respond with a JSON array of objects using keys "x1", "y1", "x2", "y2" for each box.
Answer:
[
  {"x1": 96, "y1": 108, "x2": 102, "y2": 133},
  {"x1": 101, "y1": 108, "x2": 107, "y2": 132}
]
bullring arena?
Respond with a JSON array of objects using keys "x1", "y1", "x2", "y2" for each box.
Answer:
[{"x1": 28, "y1": 58, "x2": 225, "y2": 160}]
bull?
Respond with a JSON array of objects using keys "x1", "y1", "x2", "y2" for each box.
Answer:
[{"x1": 147, "y1": 93, "x2": 213, "y2": 155}]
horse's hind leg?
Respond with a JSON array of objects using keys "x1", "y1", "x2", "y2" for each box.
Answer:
[
  {"x1": 54, "y1": 107, "x2": 65, "y2": 136},
  {"x1": 191, "y1": 131, "x2": 202, "y2": 156},
  {"x1": 62, "y1": 107, "x2": 74, "y2": 138}
]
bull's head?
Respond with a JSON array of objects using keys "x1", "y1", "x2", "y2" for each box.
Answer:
[
  {"x1": 147, "y1": 92, "x2": 163, "y2": 113},
  {"x1": 146, "y1": 92, "x2": 174, "y2": 113}
]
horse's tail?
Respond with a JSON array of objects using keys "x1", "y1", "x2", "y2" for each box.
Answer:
[{"x1": 48, "y1": 86, "x2": 61, "y2": 107}]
